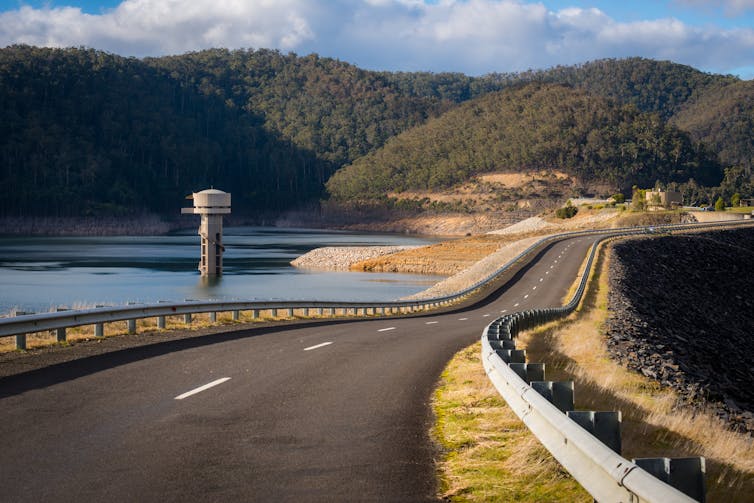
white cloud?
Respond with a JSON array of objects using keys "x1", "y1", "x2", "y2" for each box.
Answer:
[{"x1": 1, "y1": 0, "x2": 753, "y2": 78}]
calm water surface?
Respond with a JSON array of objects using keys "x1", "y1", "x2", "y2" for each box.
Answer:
[{"x1": 0, "y1": 227, "x2": 443, "y2": 315}]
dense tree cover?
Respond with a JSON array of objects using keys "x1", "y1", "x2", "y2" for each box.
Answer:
[
  {"x1": 671, "y1": 80, "x2": 754, "y2": 172},
  {"x1": 326, "y1": 83, "x2": 722, "y2": 202},
  {"x1": 0, "y1": 45, "x2": 750, "y2": 219},
  {"x1": 145, "y1": 49, "x2": 467, "y2": 167},
  {"x1": 497, "y1": 57, "x2": 738, "y2": 120},
  {"x1": 0, "y1": 45, "x2": 336, "y2": 217}
]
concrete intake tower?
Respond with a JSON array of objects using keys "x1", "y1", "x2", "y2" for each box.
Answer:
[{"x1": 181, "y1": 188, "x2": 231, "y2": 276}]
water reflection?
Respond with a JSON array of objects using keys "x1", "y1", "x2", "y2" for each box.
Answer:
[
  {"x1": 0, "y1": 227, "x2": 444, "y2": 314},
  {"x1": 198, "y1": 275, "x2": 223, "y2": 288}
]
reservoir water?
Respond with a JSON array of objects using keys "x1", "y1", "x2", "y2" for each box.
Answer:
[{"x1": 0, "y1": 227, "x2": 444, "y2": 315}]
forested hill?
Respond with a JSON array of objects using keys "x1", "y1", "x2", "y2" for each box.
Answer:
[
  {"x1": 497, "y1": 58, "x2": 737, "y2": 120},
  {"x1": 0, "y1": 45, "x2": 478, "y2": 217},
  {"x1": 0, "y1": 45, "x2": 750, "y2": 219},
  {"x1": 671, "y1": 79, "x2": 754, "y2": 171},
  {"x1": 0, "y1": 46, "x2": 332, "y2": 216},
  {"x1": 326, "y1": 83, "x2": 723, "y2": 203}
]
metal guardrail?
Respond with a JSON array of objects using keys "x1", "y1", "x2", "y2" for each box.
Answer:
[
  {"x1": 479, "y1": 226, "x2": 729, "y2": 501},
  {"x1": 1, "y1": 219, "x2": 753, "y2": 347}
]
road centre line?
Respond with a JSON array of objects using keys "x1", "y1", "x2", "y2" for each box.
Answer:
[
  {"x1": 304, "y1": 341, "x2": 333, "y2": 351},
  {"x1": 175, "y1": 377, "x2": 231, "y2": 400},
  {"x1": 378, "y1": 327, "x2": 396, "y2": 332}
]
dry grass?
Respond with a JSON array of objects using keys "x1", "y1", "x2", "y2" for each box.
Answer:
[
  {"x1": 516, "y1": 243, "x2": 754, "y2": 501},
  {"x1": 432, "y1": 343, "x2": 590, "y2": 502},
  {"x1": 352, "y1": 233, "x2": 550, "y2": 276}
]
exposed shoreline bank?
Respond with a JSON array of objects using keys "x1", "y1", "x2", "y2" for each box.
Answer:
[
  {"x1": 0, "y1": 216, "x2": 183, "y2": 236},
  {"x1": 290, "y1": 245, "x2": 421, "y2": 271}
]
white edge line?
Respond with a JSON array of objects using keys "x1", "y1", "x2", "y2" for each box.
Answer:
[
  {"x1": 175, "y1": 377, "x2": 231, "y2": 400},
  {"x1": 378, "y1": 327, "x2": 396, "y2": 332},
  {"x1": 304, "y1": 341, "x2": 333, "y2": 351}
]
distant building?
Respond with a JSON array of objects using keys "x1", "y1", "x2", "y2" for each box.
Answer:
[
  {"x1": 739, "y1": 198, "x2": 754, "y2": 207},
  {"x1": 645, "y1": 190, "x2": 682, "y2": 209}
]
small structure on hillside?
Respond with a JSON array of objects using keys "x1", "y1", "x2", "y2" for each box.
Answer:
[
  {"x1": 645, "y1": 190, "x2": 682, "y2": 209},
  {"x1": 181, "y1": 188, "x2": 231, "y2": 276}
]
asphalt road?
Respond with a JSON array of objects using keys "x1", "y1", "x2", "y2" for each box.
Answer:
[{"x1": 0, "y1": 235, "x2": 597, "y2": 502}]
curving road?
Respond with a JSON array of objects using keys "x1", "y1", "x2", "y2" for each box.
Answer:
[{"x1": 0, "y1": 235, "x2": 600, "y2": 502}]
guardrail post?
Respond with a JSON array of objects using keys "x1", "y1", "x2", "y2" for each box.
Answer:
[
  {"x1": 12, "y1": 311, "x2": 32, "y2": 350},
  {"x1": 633, "y1": 457, "x2": 706, "y2": 502},
  {"x1": 209, "y1": 312, "x2": 217, "y2": 322},
  {"x1": 127, "y1": 319, "x2": 137, "y2": 334},
  {"x1": 567, "y1": 411, "x2": 622, "y2": 454},
  {"x1": 157, "y1": 315, "x2": 166, "y2": 329},
  {"x1": 55, "y1": 307, "x2": 68, "y2": 342},
  {"x1": 489, "y1": 340, "x2": 517, "y2": 351},
  {"x1": 531, "y1": 381, "x2": 575, "y2": 413},
  {"x1": 509, "y1": 362, "x2": 545, "y2": 383},
  {"x1": 303, "y1": 308, "x2": 309, "y2": 317},
  {"x1": 271, "y1": 308, "x2": 278, "y2": 318},
  {"x1": 495, "y1": 349, "x2": 526, "y2": 364},
  {"x1": 232, "y1": 310, "x2": 240, "y2": 321},
  {"x1": 95, "y1": 323, "x2": 104, "y2": 337},
  {"x1": 252, "y1": 309, "x2": 259, "y2": 319},
  {"x1": 317, "y1": 307, "x2": 323, "y2": 316},
  {"x1": 184, "y1": 313, "x2": 192, "y2": 325},
  {"x1": 287, "y1": 308, "x2": 294, "y2": 318}
]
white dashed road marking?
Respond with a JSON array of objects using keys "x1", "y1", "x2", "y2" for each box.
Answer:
[
  {"x1": 378, "y1": 327, "x2": 396, "y2": 332},
  {"x1": 425, "y1": 321, "x2": 439, "y2": 325},
  {"x1": 304, "y1": 342, "x2": 333, "y2": 351},
  {"x1": 175, "y1": 378, "x2": 231, "y2": 400}
]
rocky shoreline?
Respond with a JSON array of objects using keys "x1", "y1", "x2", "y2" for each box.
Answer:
[
  {"x1": 290, "y1": 246, "x2": 420, "y2": 271},
  {"x1": 604, "y1": 227, "x2": 754, "y2": 434}
]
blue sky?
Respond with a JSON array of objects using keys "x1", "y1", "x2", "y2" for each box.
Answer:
[{"x1": 1, "y1": 0, "x2": 753, "y2": 78}]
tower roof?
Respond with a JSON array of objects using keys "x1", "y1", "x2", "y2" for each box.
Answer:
[{"x1": 196, "y1": 188, "x2": 228, "y2": 195}]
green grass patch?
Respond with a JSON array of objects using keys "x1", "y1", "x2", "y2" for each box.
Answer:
[{"x1": 432, "y1": 343, "x2": 590, "y2": 502}]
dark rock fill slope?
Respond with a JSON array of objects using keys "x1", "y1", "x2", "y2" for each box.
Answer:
[{"x1": 605, "y1": 227, "x2": 754, "y2": 433}]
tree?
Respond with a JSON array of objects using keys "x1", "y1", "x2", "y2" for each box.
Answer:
[
  {"x1": 731, "y1": 193, "x2": 741, "y2": 207},
  {"x1": 714, "y1": 196, "x2": 726, "y2": 211},
  {"x1": 631, "y1": 187, "x2": 647, "y2": 211},
  {"x1": 555, "y1": 200, "x2": 578, "y2": 219}
]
